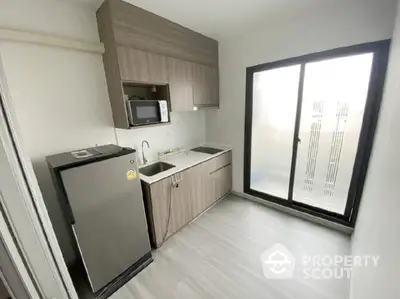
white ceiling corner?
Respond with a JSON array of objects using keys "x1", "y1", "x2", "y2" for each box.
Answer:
[{"x1": 67, "y1": 0, "x2": 375, "y2": 40}]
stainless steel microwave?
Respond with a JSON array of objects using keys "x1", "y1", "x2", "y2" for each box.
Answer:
[{"x1": 126, "y1": 100, "x2": 169, "y2": 126}]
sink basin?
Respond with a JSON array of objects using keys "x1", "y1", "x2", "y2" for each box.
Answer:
[
  {"x1": 191, "y1": 146, "x2": 223, "y2": 155},
  {"x1": 139, "y1": 162, "x2": 175, "y2": 177}
]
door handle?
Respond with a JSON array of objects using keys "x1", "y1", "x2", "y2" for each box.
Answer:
[{"x1": 171, "y1": 173, "x2": 180, "y2": 188}]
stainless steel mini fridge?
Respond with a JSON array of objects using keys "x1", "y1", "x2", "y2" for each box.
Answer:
[{"x1": 47, "y1": 144, "x2": 152, "y2": 293}]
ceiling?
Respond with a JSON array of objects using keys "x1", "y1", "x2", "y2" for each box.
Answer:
[
  {"x1": 122, "y1": 0, "x2": 340, "y2": 40},
  {"x1": 71, "y1": 0, "x2": 347, "y2": 40}
]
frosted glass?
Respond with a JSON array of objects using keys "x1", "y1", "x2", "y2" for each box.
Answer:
[
  {"x1": 293, "y1": 53, "x2": 373, "y2": 214},
  {"x1": 250, "y1": 65, "x2": 301, "y2": 199}
]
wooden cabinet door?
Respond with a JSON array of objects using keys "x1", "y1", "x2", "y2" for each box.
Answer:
[
  {"x1": 149, "y1": 176, "x2": 172, "y2": 247},
  {"x1": 192, "y1": 63, "x2": 210, "y2": 106},
  {"x1": 210, "y1": 169, "x2": 220, "y2": 205},
  {"x1": 148, "y1": 52, "x2": 168, "y2": 83},
  {"x1": 208, "y1": 66, "x2": 219, "y2": 106},
  {"x1": 192, "y1": 64, "x2": 219, "y2": 107},
  {"x1": 220, "y1": 164, "x2": 232, "y2": 197},
  {"x1": 167, "y1": 57, "x2": 193, "y2": 111},
  {"x1": 169, "y1": 170, "x2": 192, "y2": 235},
  {"x1": 210, "y1": 164, "x2": 232, "y2": 205},
  {"x1": 117, "y1": 46, "x2": 150, "y2": 82},
  {"x1": 190, "y1": 161, "x2": 213, "y2": 218}
]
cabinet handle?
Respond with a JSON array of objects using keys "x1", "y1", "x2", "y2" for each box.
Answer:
[
  {"x1": 171, "y1": 174, "x2": 176, "y2": 187},
  {"x1": 176, "y1": 173, "x2": 181, "y2": 187},
  {"x1": 209, "y1": 164, "x2": 231, "y2": 175},
  {"x1": 171, "y1": 173, "x2": 181, "y2": 188}
]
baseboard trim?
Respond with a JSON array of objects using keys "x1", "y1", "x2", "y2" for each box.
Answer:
[{"x1": 232, "y1": 191, "x2": 353, "y2": 235}]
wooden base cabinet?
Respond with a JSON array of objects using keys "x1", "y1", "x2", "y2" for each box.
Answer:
[
  {"x1": 142, "y1": 170, "x2": 193, "y2": 247},
  {"x1": 142, "y1": 151, "x2": 232, "y2": 248}
]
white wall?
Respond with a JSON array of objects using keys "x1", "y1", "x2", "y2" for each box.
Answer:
[
  {"x1": 206, "y1": 0, "x2": 397, "y2": 192},
  {"x1": 0, "y1": 0, "x2": 115, "y2": 265},
  {"x1": 350, "y1": 1, "x2": 400, "y2": 298},
  {"x1": 117, "y1": 111, "x2": 206, "y2": 162},
  {"x1": 0, "y1": 0, "x2": 206, "y2": 265}
]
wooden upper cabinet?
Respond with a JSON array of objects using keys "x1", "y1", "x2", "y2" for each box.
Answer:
[
  {"x1": 167, "y1": 57, "x2": 194, "y2": 111},
  {"x1": 97, "y1": 0, "x2": 219, "y2": 128},
  {"x1": 148, "y1": 52, "x2": 168, "y2": 84},
  {"x1": 117, "y1": 46, "x2": 150, "y2": 82},
  {"x1": 192, "y1": 64, "x2": 219, "y2": 107},
  {"x1": 192, "y1": 63, "x2": 209, "y2": 106},
  {"x1": 109, "y1": 0, "x2": 218, "y2": 66},
  {"x1": 209, "y1": 66, "x2": 219, "y2": 106},
  {"x1": 117, "y1": 46, "x2": 168, "y2": 83}
]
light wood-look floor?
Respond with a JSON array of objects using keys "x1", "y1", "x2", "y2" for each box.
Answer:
[{"x1": 109, "y1": 194, "x2": 350, "y2": 299}]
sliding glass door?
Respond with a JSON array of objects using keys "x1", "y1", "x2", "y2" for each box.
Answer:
[
  {"x1": 250, "y1": 65, "x2": 300, "y2": 199},
  {"x1": 244, "y1": 41, "x2": 390, "y2": 225},
  {"x1": 293, "y1": 53, "x2": 373, "y2": 214}
]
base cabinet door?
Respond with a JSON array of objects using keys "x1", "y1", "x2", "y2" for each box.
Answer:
[
  {"x1": 148, "y1": 171, "x2": 192, "y2": 246},
  {"x1": 190, "y1": 162, "x2": 212, "y2": 218},
  {"x1": 169, "y1": 170, "x2": 192, "y2": 236},
  {"x1": 148, "y1": 177, "x2": 172, "y2": 247},
  {"x1": 220, "y1": 164, "x2": 232, "y2": 197},
  {"x1": 210, "y1": 164, "x2": 232, "y2": 204},
  {"x1": 210, "y1": 169, "x2": 220, "y2": 205}
]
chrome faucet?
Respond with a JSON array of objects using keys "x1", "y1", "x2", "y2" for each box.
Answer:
[{"x1": 141, "y1": 140, "x2": 150, "y2": 164}]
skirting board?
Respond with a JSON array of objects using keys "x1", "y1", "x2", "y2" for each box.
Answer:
[{"x1": 232, "y1": 191, "x2": 354, "y2": 235}]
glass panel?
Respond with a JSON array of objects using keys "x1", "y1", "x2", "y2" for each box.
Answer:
[
  {"x1": 137, "y1": 106, "x2": 157, "y2": 119},
  {"x1": 293, "y1": 53, "x2": 373, "y2": 214},
  {"x1": 250, "y1": 65, "x2": 300, "y2": 199}
]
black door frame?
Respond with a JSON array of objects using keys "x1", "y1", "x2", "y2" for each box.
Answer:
[{"x1": 243, "y1": 40, "x2": 391, "y2": 227}]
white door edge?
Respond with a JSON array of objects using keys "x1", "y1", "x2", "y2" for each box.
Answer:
[{"x1": 0, "y1": 212, "x2": 38, "y2": 299}]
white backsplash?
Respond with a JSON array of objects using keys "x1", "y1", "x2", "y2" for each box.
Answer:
[{"x1": 116, "y1": 111, "x2": 206, "y2": 165}]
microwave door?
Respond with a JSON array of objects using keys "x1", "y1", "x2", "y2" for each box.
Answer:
[{"x1": 129, "y1": 100, "x2": 161, "y2": 126}]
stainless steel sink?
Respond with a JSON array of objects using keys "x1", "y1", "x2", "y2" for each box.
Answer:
[
  {"x1": 139, "y1": 162, "x2": 175, "y2": 177},
  {"x1": 191, "y1": 146, "x2": 223, "y2": 155}
]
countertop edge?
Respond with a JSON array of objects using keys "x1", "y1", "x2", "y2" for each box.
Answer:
[{"x1": 140, "y1": 148, "x2": 232, "y2": 185}]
